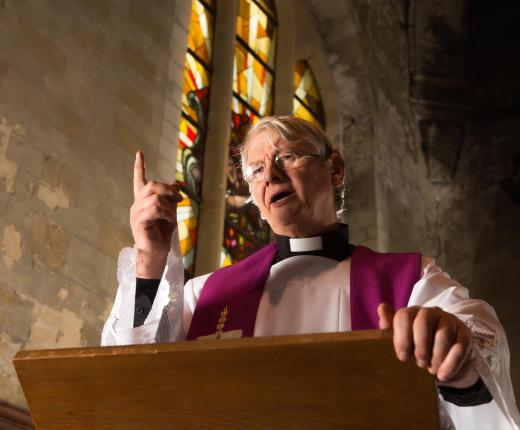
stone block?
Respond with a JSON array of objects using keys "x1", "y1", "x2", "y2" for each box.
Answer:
[
  {"x1": 1, "y1": 224, "x2": 23, "y2": 270},
  {"x1": 29, "y1": 112, "x2": 68, "y2": 154},
  {"x1": 112, "y1": 120, "x2": 147, "y2": 156},
  {"x1": 11, "y1": 169, "x2": 38, "y2": 203},
  {"x1": 161, "y1": 99, "x2": 182, "y2": 134},
  {"x1": 1, "y1": 67, "x2": 57, "y2": 124},
  {"x1": 0, "y1": 94, "x2": 32, "y2": 134},
  {"x1": 98, "y1": 222, "x2": 132, "y2": 259},
  {"x1": 37, "y1": 182, "x2": 70, "y2": 210},
  {"x1": 81, "y1": 0, "x2": 110, "y2": 20},
  {"x1": 71, "y1": 21, "x2": 106, "y2": 62},
  {"x1": 0, "y1": 332, "x2": 26, "y2": 407},
  {"x1": 0, "y1": 287, "x2": 34, "y2": 343},
  {"x1": 52, "y1": 101, "x2": 88, "y2": 144},
  {"x1": 118, "y1": 82, "x2": 153, "y2": 124},
  {"x1": 128, "y1": 2, "x2": 162, "y2": 44},
  {"x1": 89, "y1": 129, "x2": 133, "y2": 180},
  {"x1": 41, "y1": 157, "x2": 62, "y2": 188},
  {"x1": 5, "y1": 134, "x2": 45, "y2": 178},
  {"x1": 60, "y1": 165, "x2": 82, "y2": 200},
  {"x1": 25, "y1": 301, "x2": 84, "y2": 350},
  {"x1": 121, "y1": 41, "x2": 158, "y2": 85},
  {"x1": 64, "y1": 236, "x2": 113, "y2": 293},
  {"x1": 16, "y1": 18, "x2": 66, "y2": 76},
  {"x1": 0, "y1": 1, "x2": 19, "y2": 39},
  {"x1": 0, "y1": 63, "x2": 7, "y2": 87},
  {"x1": 30, "y1": 215, "x2": 70, "y2": 273},
  {"x1": 52, "y1": 202, "x2": 100, "y2": 247},
  {"x1": 42, "y1": 271, "x2": 90, "y2": 318},
  {"x1": 81, "y1": 323, "x2": 102, "y2": 347}
]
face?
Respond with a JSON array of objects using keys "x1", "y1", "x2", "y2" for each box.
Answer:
[{"x1": 245, "y1": 131, "x2": 345, "y2": 237}]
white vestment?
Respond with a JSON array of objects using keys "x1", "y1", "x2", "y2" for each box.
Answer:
[{"x1": 102, "y1": 237, "x2": 520, "y2": 430}]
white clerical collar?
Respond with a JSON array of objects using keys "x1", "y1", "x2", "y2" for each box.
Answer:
[
  {"x1": 273, "y1": 224, "x2": 353, "y2": 264},
  {"x1": 289, "y1": 236, "x2": 323, "y2": 252}
]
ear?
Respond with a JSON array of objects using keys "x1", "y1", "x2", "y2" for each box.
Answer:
[{"x1": 329, "y1": 150, "x2": 345, "y2": 187}]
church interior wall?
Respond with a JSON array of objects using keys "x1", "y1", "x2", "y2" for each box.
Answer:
[
  {"x1": 0, "y1": 0, "x2": 518, "y2": 410},
  {"x1": 313, "y1": 0, "x2": 520, "y2": 401},
  {"x1": 303, "y1": 0, "x2": 379, "y2": 251},
  {"x1": 0, "y1": 0, "x2": 188, "y2": 406}
]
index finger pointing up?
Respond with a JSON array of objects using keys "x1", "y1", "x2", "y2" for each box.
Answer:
[{"x1": 133, "y1": 150, "x2": 147, "y2": 197}]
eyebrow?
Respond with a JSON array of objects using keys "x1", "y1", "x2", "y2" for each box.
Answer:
[{"x1": 246, "y1": 143, "x2": 301, "y2": 165}]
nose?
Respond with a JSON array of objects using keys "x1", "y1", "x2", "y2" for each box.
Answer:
[{"x1": 264, "y1": 159, "x2": 285, "y2": 183}]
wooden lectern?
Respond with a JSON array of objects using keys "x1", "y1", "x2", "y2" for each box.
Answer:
[{"x1": 14, "y1": 330, "x2": 440, "y2": 429}]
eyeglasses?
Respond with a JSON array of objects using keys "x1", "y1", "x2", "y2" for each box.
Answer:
[{"x1": 243, "y1": 149, "x2": 323, "y2": 183}]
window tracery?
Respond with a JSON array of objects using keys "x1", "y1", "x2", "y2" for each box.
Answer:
[
  {"x1": 222, "y1": 0, "x2": 277, "y2": 266},
  {"x1": 176, "y1": 0, "x2": 216, "y2": 273}
]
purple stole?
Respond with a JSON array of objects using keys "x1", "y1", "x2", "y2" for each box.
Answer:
[{"x1": 186, "y1": 243, "x2": 421, "y2": 340}]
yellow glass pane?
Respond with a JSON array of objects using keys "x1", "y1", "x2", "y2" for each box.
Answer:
[
  {"x1": 220, "y1": 247, "x2": 233, "y2": 267},
  {"x1": 236, "y1": 0, "x2": 276, "y2": 68},
  {"x1": 256, "y1": 0, "x2": 275, "y2": 18},
  {"x1": 176, "y1": 117, "x2": 200, "y2": 184},
  {"x1": 187, "y1": 0, "x2": 215, "y2": 65},
  {"x1": 233, "y1": 43, "x2": 273, "y2": 116},
  {"x1": 293, "y1": 60, "x2": 325, "y2": 128},
  {"x1": 182, "y1": 52, "x2": 210, "y2": 123},
  {"x1": 177, "y1": 191, "x2": 198, "y2": 272},
  {"x1": 293, "y1": 98, "x2": 321, "y2": 129}
]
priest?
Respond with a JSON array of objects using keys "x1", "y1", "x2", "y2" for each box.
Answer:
[{"x1": 102, "y1": 116, "x2": 519, "y2": 429}]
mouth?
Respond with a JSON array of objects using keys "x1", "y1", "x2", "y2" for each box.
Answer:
[{"x1": 270, "y1": 191, "x2": 295, "y2": 205}]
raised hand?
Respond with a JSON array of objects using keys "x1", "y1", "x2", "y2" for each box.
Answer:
[
  {"x1": 130, "y1": 151, "x2": 183, "y2": 278},
  {"x1": 377, "y1": 303, "x2": 479, "y2": 389}
]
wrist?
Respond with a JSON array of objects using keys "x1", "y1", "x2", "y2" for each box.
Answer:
[{"x1": 135, "y1": 248, "x2": 168, "y2": 279}]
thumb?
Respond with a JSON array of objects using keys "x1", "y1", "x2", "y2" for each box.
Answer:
[{"x1": 377, "y1": 303, "x2": 395, "y2": 330}]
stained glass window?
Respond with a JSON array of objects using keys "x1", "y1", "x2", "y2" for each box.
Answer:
[
  {"x1": 293, "y1": 60, "x2": 326, "y2": 129},
  {"x1": 222, "y1": 0, "x2": 277, "y2": 266},
  {"x1": 177, "y1": 0, "x2": 216, "y2": 274}
]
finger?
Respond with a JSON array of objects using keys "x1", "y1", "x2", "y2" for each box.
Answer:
[
  {"x1": 133, "y1": 151, "x2": 147, "y2": 197},
  {"x1": 377, "y1": 303, "x2": 395, "y2": 330},
  {"x1": 138, "y1": 195, "x2": 178, "y2": 224},
  {"x1": 428, "y1": 316, "x2": 457, "y2": 375},
  {"x1": 437, "y1": 325, "x2": 473, "y2": 382},
  {"x1": 393, "y1": 307, "x2": 420, "y2": 361},
  {"x1": 412, "y1": 307, "x2": 441, "y2": 368},
  {"x1": 141, "y1": 181, "x2": 181, "y2": 200}
]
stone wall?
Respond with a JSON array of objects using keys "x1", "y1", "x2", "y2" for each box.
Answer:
[
  {"x1": 0, "y1": 0, "x2": 189, "y2": 406},
  {"x1": 310, "y1": 0, "x2": 520, "y2": 403}
]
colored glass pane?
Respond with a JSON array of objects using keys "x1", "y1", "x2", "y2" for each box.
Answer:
[
  {"x1": 177, "y1": 116, "x2": 205, "y2": 199},
  {"x1": 182, "y1": 52, "x2": 211, "y2": 124},
  {"x1": 233, "y1": 42, "x2": 274, "y2": 116},
  {"x1": 177, "y1": 191, "x2": 199, "y2": 273},
  {"x1": 236, "y1": 0, "x2": 276, "y2": 68},
  {"x1": 255, "y1": 0, "x2": 276, "y2": 20},
  {"x1": 187, "y1": 0, "x2": 214, "y2": 65},
  {"x1": 220, "y1": 247, "x2": 233, "y2": 267},
  {"x1": 231, "y1": 96, "x2": 259, "y2": 125},
  {"x1": 222, "y1": 0, "x2": 275, "y2": 266},
  {"x1": 293, "y1": 60, "x2": 325, "y2": 128},
  {"x1": 176, "y1": 0, "x2": 215, "y2": 274},
  {"x1": 293, "y1": 98, "x2": 321, "y2": 129}
]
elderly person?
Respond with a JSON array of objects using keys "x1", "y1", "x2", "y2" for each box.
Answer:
[{"x1": 102, "y1": 116, "x2": 519, "y2": 429}]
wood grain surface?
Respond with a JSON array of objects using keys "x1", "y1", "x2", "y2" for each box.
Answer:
[{"x1": 14, "y1": 330, "x2": 440, "y2": 429}]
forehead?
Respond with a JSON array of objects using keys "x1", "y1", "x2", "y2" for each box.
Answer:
[{"x1": 245, "y1": 130, "x2": 315, "y2": 163}]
